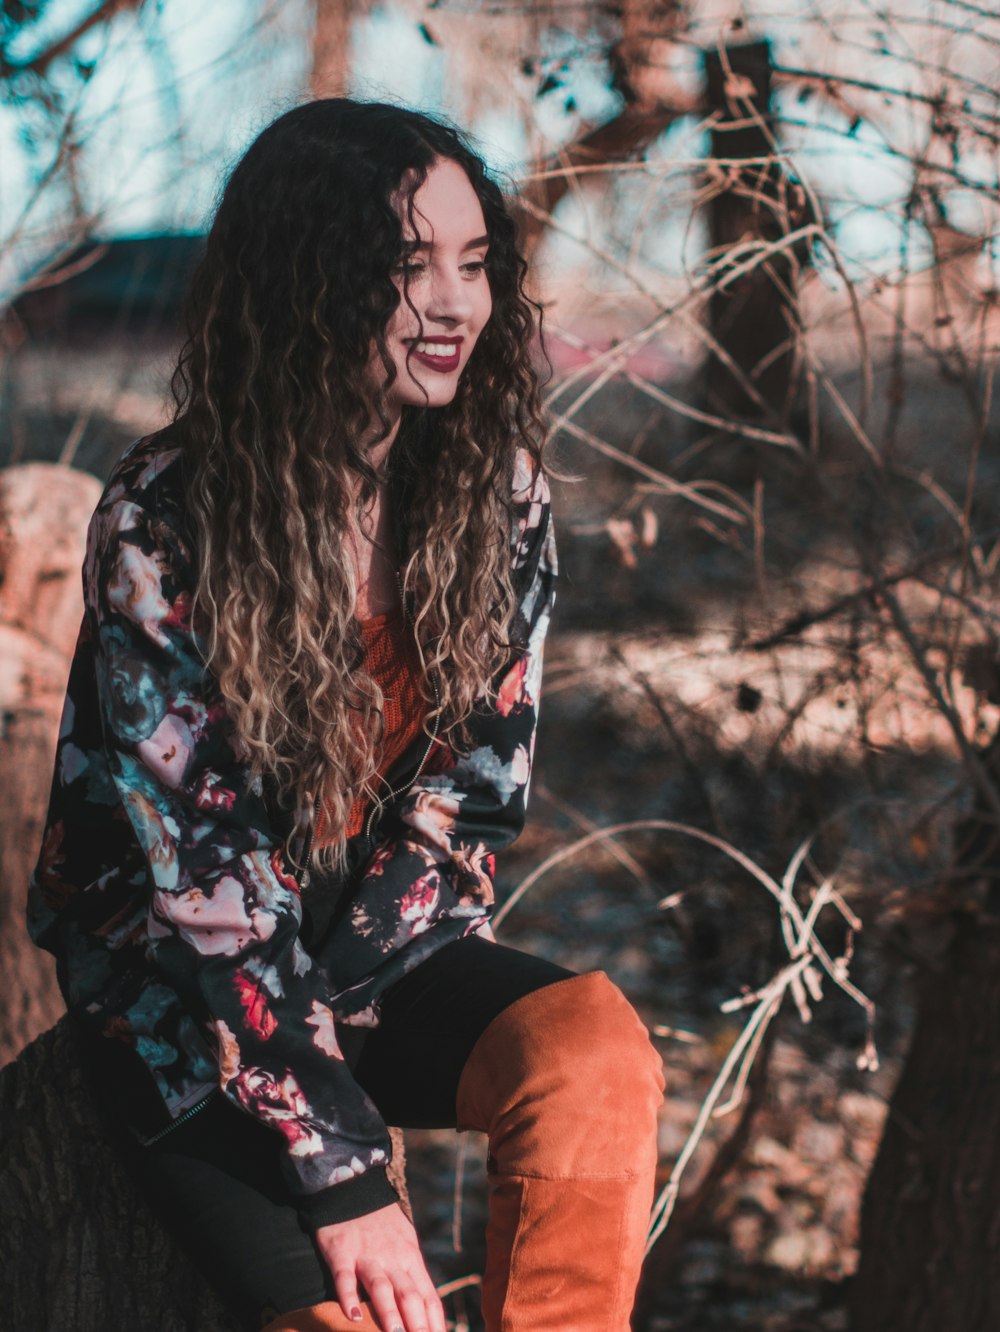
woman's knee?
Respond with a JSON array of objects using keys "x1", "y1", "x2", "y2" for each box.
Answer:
[
  {"x1": 456, "y1": 970, "x2": 664, "y2": 1171},
  {"x1": 516, "y1": 970, "x2": 662, "y2": 1094}
]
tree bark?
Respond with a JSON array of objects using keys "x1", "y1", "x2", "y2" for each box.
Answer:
[
  {"x1": 0, "y1": 1015, "x2": 243, "y2": 1331},
  {"x1": 311, "y1": 0, "x2": 371, "y2": 98},
  {"x1": 851, "y1": 913, "x2": 1000, "y2": 1330},
  {"x1": 515, "y1": 0, "x2": 695, "y2": 259},
  {"x1": 702, "y1": 39, "x2": 812, "y2": 425},
  {"x1": 853, "y1": 722, "x2": 1000, "y2": 1330}
]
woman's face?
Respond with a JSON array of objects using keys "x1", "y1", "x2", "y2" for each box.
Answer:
[{"x1": 368, "y1": 157, "x2": 494, "y2": 424}]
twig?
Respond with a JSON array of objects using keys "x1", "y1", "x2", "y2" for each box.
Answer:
[
  {"x1": 1, "y1": 0, "x2": 144, "y2": 79},
  {"x1": 610, "y1": 646, "x2": 726, "y2": 837},
  {"x1": 535, "y1": 781, "x2": 651, "y2": 887}
]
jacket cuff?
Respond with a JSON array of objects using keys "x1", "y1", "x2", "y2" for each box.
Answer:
[{"x1": 295, "y1": 1164, "x2": 399, "y2": 1230}]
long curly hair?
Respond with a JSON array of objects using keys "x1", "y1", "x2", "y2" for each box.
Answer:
[{"x1": 169, "y1": 98, "x2": 549, "y2": 868}]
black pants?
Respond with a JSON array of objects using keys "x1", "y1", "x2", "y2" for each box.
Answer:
[{"x1": 98, "y1": 937, "x2": 574, "y2": 1331}]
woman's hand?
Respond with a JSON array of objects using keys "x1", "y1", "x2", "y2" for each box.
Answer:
[{"x1": 315, "y1": 1203, "x2": 447, "y2": 1332}]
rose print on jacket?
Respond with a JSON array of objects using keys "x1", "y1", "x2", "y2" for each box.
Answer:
[
  {"x1": 400, "y1": 790, "x2": 460, "y2": 856},
  {"x1": 155, "y1": 875, "x2": 277, "y2": 957},
  {"x1": 231, "y1": 1067, "x2": 324, "y2": 1158},
  {"x1": 328, "y1": 1145, "x2": 388, "y2": 1186},
  {"x1": 107, "y1": 541, "x2": 173, "y2": 648},
  {"x1": 213, "y1": 1017, "x2": 241, "y2": 1083},
  {"x1": 451, "y1": 841, "x2": 495, "y2": 905},
  {"x1": 305, "y1": 1000, "x2": 345, "y2": 1059},
  {"x1": 98, "y1": 626, "x2": 167, "y2": 745},
  {"x1": 137, "y1": 713, "x2": 196, "y2": 788},
  {"x1": 234, "y1": 969, "x2": 277, "y2": 1040},
  {"x1": 397, "y1": 870, "x2": 442, "y2": 937}
]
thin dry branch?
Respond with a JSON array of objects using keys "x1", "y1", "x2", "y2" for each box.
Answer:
[{"x1": 2, "y1": 0, "x2": 145, "y2": 80}]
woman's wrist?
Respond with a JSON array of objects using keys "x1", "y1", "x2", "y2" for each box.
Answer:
[{"x1": 295, "y1": 1163, "x2": 400, "y2": 1231}]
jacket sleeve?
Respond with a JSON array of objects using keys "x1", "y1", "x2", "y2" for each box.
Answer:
[
  {"x1": 320, "y1": 455, "x2": 557, "y2": 996},
  {"x1": 86, "y1": 486, "x2": 398, "y2": 1228}
]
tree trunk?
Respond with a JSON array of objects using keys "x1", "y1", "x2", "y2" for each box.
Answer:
[
  {"x1": 0, "y1": 1014, "x2": 410, "y2": 1330},
  {"x1": 702, "y1": 39, "x2": 811, "y2": 425},
  {"x1": 0, "y1": 463, "x2": 102, "y2": 1063},
  {"x1": 850, "y1": 912, "x2": 1000, "y2": 1330},
  {"x1": 311, "y1": 0, "x2": 371, "y2": 98},
  {"x1": 515, "y1": 0, "x2": 695, "y2": 258},
  {"x1": 853, "y1": 719, "x2": 1000, "y2": 1330}
]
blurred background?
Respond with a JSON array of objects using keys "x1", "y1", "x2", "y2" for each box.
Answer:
[{"x1": 2, "y1": 2, "x2": 999, "y2": 1329}]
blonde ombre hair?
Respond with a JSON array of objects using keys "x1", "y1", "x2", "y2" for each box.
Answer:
[{"x1": 169, "y1": 99, "x2": 549, "y2": 868}]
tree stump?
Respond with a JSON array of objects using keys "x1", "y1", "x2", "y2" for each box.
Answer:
[
  {"x1": 0, "y1": 463, "x2": 103, "y2": 1064},
  {"x1": 0, "y1": 1014, "x2": 241, "y2": 1331},
  {"x1": 0, "y1": 1014, "x2": 410, "y2": 1331}
]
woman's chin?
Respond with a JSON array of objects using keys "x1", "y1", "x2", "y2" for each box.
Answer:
[{"x1": 400, "y1": 380, "x2": 460, "y2": 410}]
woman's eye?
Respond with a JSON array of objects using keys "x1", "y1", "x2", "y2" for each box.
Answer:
[{"x1": 394, "y1": 258, "x2": 488, "y2": 278}]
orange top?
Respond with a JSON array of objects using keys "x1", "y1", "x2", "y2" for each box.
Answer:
[{"x1": 313, "y1": 607, "x2": 428, "y2": 847}]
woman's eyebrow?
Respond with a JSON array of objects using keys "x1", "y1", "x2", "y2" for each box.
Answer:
[{"x1": 403, "y1": 233, "x2": 491, "y2": 253}]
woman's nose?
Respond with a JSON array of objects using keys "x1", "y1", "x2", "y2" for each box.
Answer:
[{"x1": 424, "y1": 263, "x2": 474, "y2": 325}]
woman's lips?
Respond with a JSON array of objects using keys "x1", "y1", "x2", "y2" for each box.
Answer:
[{"x1": 406, "y1": 341, "x2": 462, "y2": 373}]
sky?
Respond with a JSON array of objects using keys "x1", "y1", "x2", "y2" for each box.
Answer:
[
  {"x1": 1, "y1": 0, "x2": 640, "y2": 302},
  {"x1": 2, "y1": 0, "x2": 999, "y2": 304},
  {"x1": 1, "y1": 3, "x2": 548, "y2": 247}
]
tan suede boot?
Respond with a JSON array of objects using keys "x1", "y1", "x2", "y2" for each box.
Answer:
[
  {"x1": 454, "y1": 970, "x2": 665, "y2": 1331},
  {"x1": 261, "y1": 1299, "x2": 381, "y2": 1330}
]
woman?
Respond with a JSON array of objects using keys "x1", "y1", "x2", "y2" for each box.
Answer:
[{"x1": 28, "y1": 98, "x2": 664, "y2": 1332}]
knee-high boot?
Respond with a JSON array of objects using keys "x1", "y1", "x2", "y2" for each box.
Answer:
[
  {"x1": 454, "y1": 970, "x2": 665, "y2": 1332},
  {"x1": 261, "y1": 1299, "x2": 381, "y2": 1330}
]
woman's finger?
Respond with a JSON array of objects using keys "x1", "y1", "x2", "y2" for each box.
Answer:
[
  {"x1": 364, "y1": 1273, "x2": 407, "y2": 1332},
  {"x1": 331, "y1": 1264, "x2": 364, "y2": 1324},
  {"x1": 426, "y1": 1288, "x2": 448, "y2": 1332},
  {"x1": 396, "y1": 1285, "x2": 431, "y2": 1332}
]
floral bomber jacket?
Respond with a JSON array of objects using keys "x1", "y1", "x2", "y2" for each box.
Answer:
[{"x1": 27, "y1": 425, "x2": 556, "y2": 1226}]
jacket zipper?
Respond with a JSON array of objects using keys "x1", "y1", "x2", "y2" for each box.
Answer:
[
  {"x1": 363, "y1": 678, "x2": 441, "y2": 838},
  {"x1": 142, "y1": 1090, "x2": 215, "y2": 1145},
  {"x1": 297, "y1": 794, "x2": 320, "y2": 891},
  {"x1": 364, "y1": 572, "x2": 441, "y2": 838}
]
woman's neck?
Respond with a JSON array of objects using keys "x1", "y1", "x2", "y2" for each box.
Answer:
[{"x1": 361, "y1": 412, "x2": 401, "y2": 480}]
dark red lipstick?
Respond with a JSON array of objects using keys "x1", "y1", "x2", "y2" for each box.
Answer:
[{"x1": 405, "y1": 336, "x2": 463, "y2": 373}]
